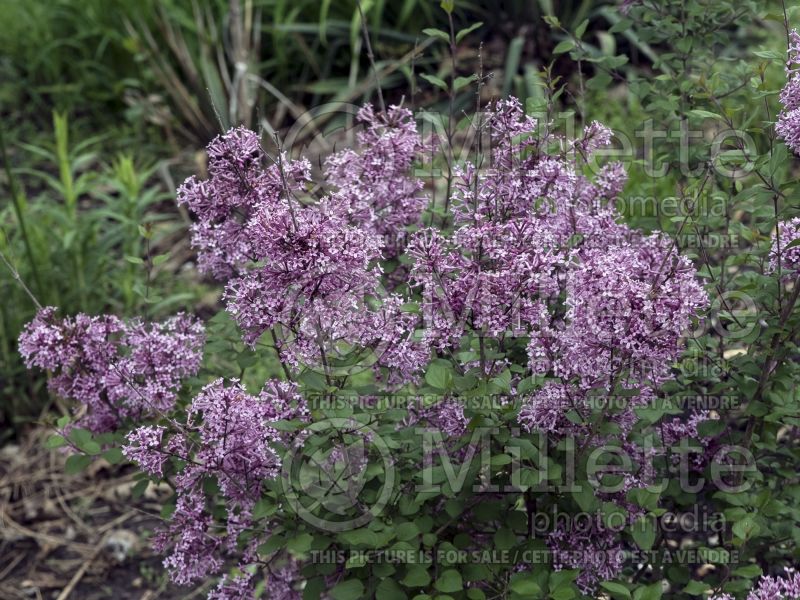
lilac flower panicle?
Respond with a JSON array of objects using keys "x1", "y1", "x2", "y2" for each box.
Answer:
[
  {"x1": 423, "y1": 399, "x2": 468, "y2": 438},
  {"x1": 177, "y1": 126, "x2": 311, "y2": 279},
  {"x1": 324, "y1": 103, "x2": 426, "y2": 258},
  {"x1": 575, "y1": 120, "x2": 613, "y2": 157},
  {"x1": 548, "y1": 525, "x2": 625, "y2": 592},
  {"x1": 122, "y1": 425, "x2": 167, "y2": 477},
  {"x1": 777, "y1": 29, "x2": 800, "y2": 154},
  {"x1": 19, "y1": 308, "x2": 204, "y2": 433},
  {"x1": 207, "y1": 572, "x2": 255, "y2": 600},
  {"x1": 178, "y1": 110, "x2": 431, "y2": 383},
  {"x1": 123, "y1": 378, "x2": 306, "y2": 589},
  {"x1": 711, "y1": 569, "x2": 800, "y2": 600},
  {"x1": 769, "y1": 217, "x2": 800, "y2": 278}
]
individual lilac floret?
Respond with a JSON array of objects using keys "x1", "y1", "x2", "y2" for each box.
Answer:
[
  {"x1": 19, "y1": 308, "x2": 204, "y2": 433},
  {"x1": 776, "y1": 30, "x2": 800, "y2": 154},
  {"x1": 769, "y1": 217, "x2": 800, "y2": 279}
]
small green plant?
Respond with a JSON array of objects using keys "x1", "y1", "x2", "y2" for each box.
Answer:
[{"x1": 0, "y1": 112, "x2": 198, "y2": 436}]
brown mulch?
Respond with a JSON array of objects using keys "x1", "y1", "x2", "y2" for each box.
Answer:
[{"x1": 0, "y1": 429, "x2": 209, "y2": 600}]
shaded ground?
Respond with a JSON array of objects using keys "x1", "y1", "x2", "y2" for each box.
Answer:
[{"x1": 0, "y1": 429, "x2": 207, "y2": 599}]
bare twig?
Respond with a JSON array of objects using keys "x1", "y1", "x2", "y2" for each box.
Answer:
[{"x1": 356, "y1": 0, "x2": 386, "y2": 113}]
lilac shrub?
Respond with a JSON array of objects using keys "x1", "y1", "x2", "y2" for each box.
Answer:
[{"x1": 23, "y1": 96, "x2": 777, "y2": 599}]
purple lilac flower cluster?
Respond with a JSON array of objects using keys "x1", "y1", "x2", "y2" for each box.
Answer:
[
  {"x1": 409, "y1": 100, "x2": 706, "y2": 384},
  {"x1": 123, "y1": 378, "x2": 308, "y2": 590},
  {"x1": 179, "y1": 107, "x2": 430, "y2": 384},
  {"x1": 712, "y1": 568, "x2": 800, "y2": 600},
  {"x1": 405, "y1": 98, "x2": 707, "y2": 588},
  {"x1": 770, "y1": 216, "x2": 800, "y2": 279},
  {"x1": 777, "y1": 29, "x2": 800, "y2": 155},
  {"x1": 19, "y1": 307, "x2": 204, "y2": 433},
  {"x1": 324, "y1": 104, "x2": 427, "y2": 258}
]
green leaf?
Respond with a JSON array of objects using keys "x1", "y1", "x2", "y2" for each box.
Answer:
[
  {"x1": 435, "y1": 570, "x2": 463, "y2": 593},
  {"x1": 553, "y1": 40, "x2": 575, "y2": 55},
  {"x1": 753, "y1": 50, "x2": 784, "y2": 60},
  {"x1": 152, "y1": 253, "x2": 169, "y2": 266},
  {"x1": 543, "y1": 15, "x2": 560, "y2": 27},
  {"x1": 600, "y1": 582, "x2": 631, "y2": 600},
  {"x1": 493, "y1": 527, "x2": 516, "y2": 550},
  {"x1": 102, "y1": 448, "x2": 124, "y2": 464},
  {"x1": 454, "y1": 75, "x2": 477, "y2": 91},
  {"x1": 732, "y1": 516, "x2": 760, "y2": 540},
  {"x1": 422, "y1": 28, "x2": 450, "y2": 43},
  {"x1": 65, "y1": 454, "x2": 92, "y2": 474},
  {"x1": 330, "y1": 579, "x2": 365, "y2": 600},
  {"x1": 633, "y1": 583, "x2": 662, "y2": 600},
  {"x1": 549, "y1": 570, "x2": 579, "y2": 590},
  {"x1": 425, "y1": 362, "x2": 453, "y2": 390},
  {"x1": 252, "y1": 497, "x2": 276, "y2": 520},
  {"x1": 682, "y1": 580, "x2": 710, "y2": 595},
  {"x1": 45, "y1": 434, "x2": 67, "y2": 449},
  {"x1": 402, "y1": 565, "x2": 431, "y2": 588},
  {"x1": 338, "y1": 528, "x2": 381, "y2": 548},
  {"x1": 440, "y1": 0, "x2": 454, "y2": 14},
  {"x1": 237, "y1": 350, "x2": 259, "y2": 369},
  {"x1": 550, "y1": 588, "x2": 576, "y2": 600},
  {"x1": 131, "y1": 479, "x2": 149, "y2": 499},
  {"x1": 376, "y1": 578, "x2": 407, "y2": 600},
  {"x1": 69, "y1": 428, "x2": 101, "y2": 455},
  {"x1": 420, "y1": 73, "x2": 449, "y2": 91},
  {"x1": 258, "y1": 533, "x2": 286, "y2": 555},
  {"x1": 456, "y1": 22, "x2": 483, "y2": 43},
  {"x1": 732, "y1": 564, "x2": 762, "y2": 578},
  {"x1": 631, "y1": 516, "x2": 656, "y2": 551},
  {"x1": 509, "y1": 573, "x2": 542, "y2": 596},
  {"x1": 287, "y1": 533, "x2": 314, "y2": 557},
  {"x1": 160, "y1": 501, "x2": 176, "y2": 519},
  {"x1": 575, "y1": 19, "x2": 589, "y2": 39},
  {"x1": 396, "y1": 522, "x2": 420, "y2": 541},
  {"x1": 688, "y1": 109, "x2": 723, "y2": 121},
  {"x1": 124, "y1": 255, "x2": 144, "y2": 264}
]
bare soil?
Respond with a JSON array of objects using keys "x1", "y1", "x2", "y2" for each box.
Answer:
[{"x1": 0, "y1": 429, "x2": 208, "y2": 599}]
